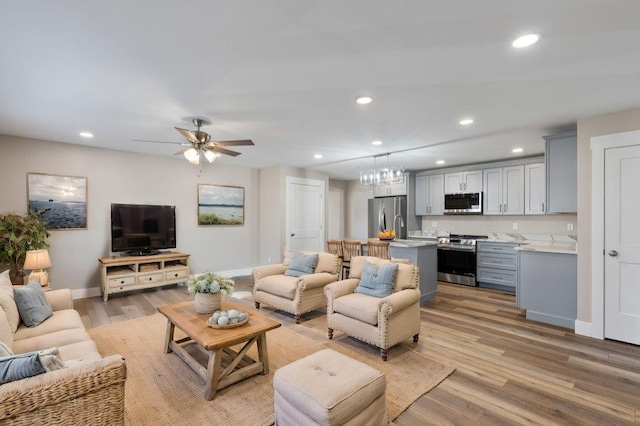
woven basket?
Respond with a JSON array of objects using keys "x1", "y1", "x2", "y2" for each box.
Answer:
[{"x1": 194, "y1": 292, "x2": 222, "y2": 314}]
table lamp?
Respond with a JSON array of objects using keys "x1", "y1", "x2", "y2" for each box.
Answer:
[{"x1": 24, "y1": 249, "x2": 52, "y2": 289}]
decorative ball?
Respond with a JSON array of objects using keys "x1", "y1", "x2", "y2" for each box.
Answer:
[
  {"x1": 238, "y1": 312, "x2": 247, "y2": 322},
  {"x1": 228, "y1": 309, "x2": 239, "y2": 319},
  {"x1": 220, "y1": 310, "x2": 229, "y2": 316},
  {"x1": 217, "y1": 316, "x2": 229, "y2": 326},
  {"x1": 229, "y1": 318, "x2": 239, "y2": 324},
  {"x1": 210, "y1": 313, "x2": 221, "y2": 323}
]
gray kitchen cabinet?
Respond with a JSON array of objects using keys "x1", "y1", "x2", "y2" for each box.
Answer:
[
  {"x1": 482, "y1": 166, "x2": 524, "y2": 215},
  {"x1": 444, "y1": 169, "x2": 482, "y2": 193},
  {"x1": 517, "y1": 250, "x2": 577, "y2": 329},
  {"x1": 477, "y1": 241, "x2": 519, "y2": 292},
  {"x1": 544, "y1": 131, "x2": 577, "y2": 213},
  {"x1": 415, "y1": 174, "x2": 444, "y2": 215},
  {"x1": 374, "y1": 172, "x2": 409, "y2": 197},
  {"x1": 524, "y1": 163, "x2": 546, "y2": 215}
]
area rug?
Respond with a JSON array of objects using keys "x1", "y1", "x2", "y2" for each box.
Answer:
[{"x1": 89, "y1": 313, "x2": 454, "y2": 425}]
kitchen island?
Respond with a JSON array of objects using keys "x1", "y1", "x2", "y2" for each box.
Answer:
[{"x1": 361, "y1": 239, "x2": 438, "y2": 304}]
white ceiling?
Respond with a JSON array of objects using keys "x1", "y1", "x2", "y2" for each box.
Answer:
[{"x1": 2, "y1": 0, "x2": 640, "y2": 180}]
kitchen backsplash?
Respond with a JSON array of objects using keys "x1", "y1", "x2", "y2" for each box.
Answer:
[{"x1": 420, "y1": 214, "x2": 577, "y2": 236}]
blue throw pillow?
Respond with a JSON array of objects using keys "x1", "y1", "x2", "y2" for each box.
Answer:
[
  {"x1": 354, "y1": 262, "x2": 399, "y2": 298},
  {"x1": 14, "y1": 282, "x2": 53, "y2": 328},
  {"x1": 284, "y1": 252, "x2": 319, "y2": 278},
  {"x1": 0, "y1": 352, "x2": 46, "y2": 385}
]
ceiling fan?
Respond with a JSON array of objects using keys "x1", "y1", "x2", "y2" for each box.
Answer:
[{"x1": 133, "y1": 118, "x2": 254, "y2": 165}]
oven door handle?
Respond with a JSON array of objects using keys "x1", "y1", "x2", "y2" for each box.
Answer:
[{"x1": 437, "y1": 246, "x2": 476, "y2": 252}]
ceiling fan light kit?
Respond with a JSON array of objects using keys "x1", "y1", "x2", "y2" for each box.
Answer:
[{"x1": 134, "y1": 118, "x2": 254, "y2": 167}]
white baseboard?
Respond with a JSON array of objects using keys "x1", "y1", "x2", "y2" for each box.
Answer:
[
  {"x1": 71, "y1": 287, "x2": 101, "y2": 300},
  {"x1": 574, "y1": 320, "x2": 593, "y2": 338}
]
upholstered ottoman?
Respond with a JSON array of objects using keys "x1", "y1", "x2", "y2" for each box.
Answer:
[{"x1": 273, "y1": 348, "x2": 388, "y2": 425}]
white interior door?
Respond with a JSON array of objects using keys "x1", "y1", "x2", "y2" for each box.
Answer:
[
  {"x1": 286, "y1": 177, "x2": 325, "y2": 252},
  {"x1": 604, "y1": 144, "x2": 640, "y2": 344}
]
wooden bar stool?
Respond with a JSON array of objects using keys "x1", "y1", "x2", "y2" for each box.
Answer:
[
  {"x1": 341, "y1": 240, "x2": 362, "y2": 279},
  {"x1": 326, "y1": 240, "x2": 344, "y2": 279},
  {"x1": 367, "y1": 241, "x2": 390, "y2": 260}
]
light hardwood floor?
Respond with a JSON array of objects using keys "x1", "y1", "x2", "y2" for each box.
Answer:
[{"x1": 75, "y1": 281, "x2": 640, "y2": 424}]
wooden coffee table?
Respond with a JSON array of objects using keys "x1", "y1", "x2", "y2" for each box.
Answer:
[{"x1": 158, "y1": 300, "x2": 281, "y2": 400}]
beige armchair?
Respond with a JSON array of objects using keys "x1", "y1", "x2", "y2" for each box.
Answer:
[
  {"x1": 324, "y1": 256, "x2": 421, "y2": 361},
  {"x1": 253, "y1": 250, "x2": 339, "y2": 323}
]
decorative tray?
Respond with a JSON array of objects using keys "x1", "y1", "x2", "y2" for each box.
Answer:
[
  {"x1": 207, "y1": 310, "x2": 250, "y2": 329},
  {"x1": 378, "y1": 237, "x2": 396, "y2": 241}
]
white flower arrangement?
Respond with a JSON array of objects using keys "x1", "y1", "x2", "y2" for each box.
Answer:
[{"x1": 187, "y1": 272, "x2": 235, "y2": 296}]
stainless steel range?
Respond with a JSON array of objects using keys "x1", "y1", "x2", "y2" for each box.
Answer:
[{"x1": 437, "y1": 234, "x2": 488, "y2": 286}]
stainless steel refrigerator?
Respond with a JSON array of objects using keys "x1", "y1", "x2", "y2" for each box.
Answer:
[{"x1": 368, "y1": 196, "x2": 408, "y2": 239}]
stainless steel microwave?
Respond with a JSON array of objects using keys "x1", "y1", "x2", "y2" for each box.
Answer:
[{"x1": 444, "y1": 192, "x2": 482, "y2": 215}]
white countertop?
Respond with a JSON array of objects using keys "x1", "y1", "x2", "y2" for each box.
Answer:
[
  {"x1": 514, "y1": 241, "x2": 577, "y2": 255},
  {"x1": 390, "y1": 239, "x2": 439, "y2": 248}
]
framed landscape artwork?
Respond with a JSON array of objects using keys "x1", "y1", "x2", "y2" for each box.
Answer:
[
  {"x1": 198, "y1": 184, "x2": 245, "y2": 225},
  {"x1": 198, "y1": 184, "x2": 244, "y2": 225},
  {"x1": 27, "y1": 173, "x2": 88, "y2": 230}
]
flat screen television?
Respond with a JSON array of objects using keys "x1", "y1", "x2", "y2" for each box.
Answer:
[{"x1": 111, "y1": 203, "x2": 176, "y2": 256}]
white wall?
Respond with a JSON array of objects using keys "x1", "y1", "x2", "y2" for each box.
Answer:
[
  {"x1": 0, "y1": 135, "x2": 260, "y2": 292},
  {"x1": 345, "y1": 180, "x2": 372, "y2": 239},
  {"x1": 258, "y1": 166, "x2": 329, "y2": 265},
  {"x1": 327, "y1": 179, "x2": 346, "y2": 240}
]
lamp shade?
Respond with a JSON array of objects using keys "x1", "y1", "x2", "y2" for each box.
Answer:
[
  {"x1": 183, "y1": 148, "x2": 200, "y2": 165},
  {"x1": 24, "y1": 249, "x2": 52, "y2": 270}
]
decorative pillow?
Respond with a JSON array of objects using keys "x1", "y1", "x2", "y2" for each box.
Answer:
[
  {"x1": 0, "y1": 340, "x2": 13, "y2": 357},
  {"x1": 284, "y1": 252, "x2": 319, "y2": 278},
  {"x1": 354, "y1": 261, "x2": 399, "y2": 298},
  {"x1": 13, "y1": 282, "x2": 53, "y2": 328},
  {"x1": 282, "y1": 247, "x2": 294, "y2": 265},
  {"x1": 0, "y1": 348, "x2": 64, "y2": 385},
  {"x1": 0, "y1": 270, "x2": 21, "y2": 333},
  {"x1": 0, "y1": 352, "x2": 46, "y2": 384},
  {"x1": 36, "y1": 347, "x2": 65, "y2": 372}
]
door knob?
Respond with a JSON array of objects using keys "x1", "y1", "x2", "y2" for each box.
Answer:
[
  {"x1": 608, "y1": 250, "x2": 618, "y2": 257},
  {"x1": 290, "y1": 233, "x2": 295, "y2": 237}
]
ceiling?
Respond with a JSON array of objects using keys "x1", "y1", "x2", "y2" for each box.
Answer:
[{"x1": 2, "y1": 1, "x2": 640, "y2": 180}]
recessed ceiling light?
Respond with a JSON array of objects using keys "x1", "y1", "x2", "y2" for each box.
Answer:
[
  {"x1": 371, "y1": 140, "x2": 383, "y2": 146},
  {"x1": 356, "y1": 96, "x2": 373, "y2": 105},
  {"x1": 512, "y1": 34, "x2": 540, "y2": 48},
  {"x1": 512, "y1": 148, "x2": 524, "y2": 153},
  {"x1": 436, "y1": 160, "x2": 445, "y2": 165},
  {"x1": 79, "y1": 132, "x2": 93, "y2": 138},
  {"x1": 314, "y1": 154, "x2": 323, "y2": 159},
  {"x1": 459, "y1": 118, "x2": 474, "y2": 126}
]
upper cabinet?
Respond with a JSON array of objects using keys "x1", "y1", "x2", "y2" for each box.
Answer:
[
  {"x1": 444, "y1": 169, "x2": 482, "y2": 193},
  {"x1": 415, "y1": 174, "x2": 444, "y2": 215},
  {"x1": 544, "y1": 131, "x2": 577, "y2": 213},
  {"x1": 524, "y1": 163, "x2": 546, "y2": 215},
  {"x1": 373, "y1": 173, "x2": 409, "y2": 197},
  {"x1": 483, "y1": 166, "x2": 524, "y2": 215}
]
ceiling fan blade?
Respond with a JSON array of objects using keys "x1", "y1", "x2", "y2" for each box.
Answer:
[
  {"x1": 132, "y1": 139, "x2": 185, "y2": 145},
  {"x1": 211, "y1": 139, "x2": 254, "y2": 147},
  {"x1": 211, "y1": 146, "x2": 241, "y2": 157},
  {"x1": 174, "y1": 127, "x2": 200, "y2": 144}
]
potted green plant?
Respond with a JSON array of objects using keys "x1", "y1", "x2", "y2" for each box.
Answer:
[
  {"x1": 187, "y1": 272, "x2": 235, "y2": 314},
  {"x1": 0, "y1": 212, "x2": 50, "y2": 285}
]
